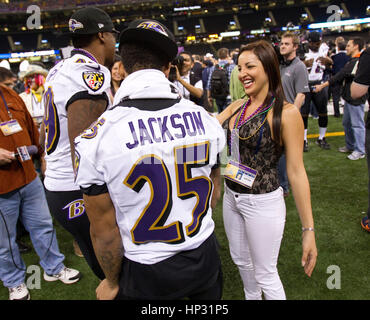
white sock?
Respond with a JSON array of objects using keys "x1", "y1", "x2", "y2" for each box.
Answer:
[
  {"x1": 304, "y1": 129, "x2": 308, "y2": 141},
  {"x1": 319, "y1": 127, "x2": 327, "y2": 140}
]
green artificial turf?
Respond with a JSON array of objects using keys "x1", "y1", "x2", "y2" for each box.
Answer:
[{"x1": 1, "y1": 114, "x2": 368, "y2": 300}]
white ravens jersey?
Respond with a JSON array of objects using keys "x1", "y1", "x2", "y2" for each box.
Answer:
[
  {"x1": 75, "y1": 99, "x2": 225, "y2": 264},
  {"x1": 43, "y1": 52, "x2": 111, "y2": 191},
  {"x1": 305, "y1": 50, "x2": 326, "y2": 82}
]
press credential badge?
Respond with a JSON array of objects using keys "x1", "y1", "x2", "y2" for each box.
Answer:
[{"x1": 0, "y1": 119, "x2": 23, "y2": 136}]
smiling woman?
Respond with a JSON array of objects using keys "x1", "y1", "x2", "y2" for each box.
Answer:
[
  {"x1": 220, "y1": 40, "x2": 285, "y2": 147},
  {"x1": 217, "y1": 40, "x2": 317, "y2": 300}
]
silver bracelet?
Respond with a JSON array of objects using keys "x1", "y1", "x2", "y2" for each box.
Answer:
[{"x1": 302, "y1": 227, "x2": 315, "y2": 232}]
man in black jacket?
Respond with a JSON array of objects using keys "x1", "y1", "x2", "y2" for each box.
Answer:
[
  {"x1": 330, "y1": 40, "x2": 350, "y2": 117},
  {"x1": 351, "y1": 46, "x2": 370, "y2": 231},
  {"x1": 315, "y1": 37, "x2": 367, "y2": 160}
]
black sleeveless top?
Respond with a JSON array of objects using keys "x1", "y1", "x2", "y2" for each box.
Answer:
[{"x1": 223, "y1": 107, "x2": 283, "y2": 194}]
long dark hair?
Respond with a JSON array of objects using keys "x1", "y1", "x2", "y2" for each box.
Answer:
[
  {"x1": 238, "y1": 40, "x2": 286, "y2": 146},
  {"x1": 110, "y1": 54, "x2": 123, "y2": 97}
]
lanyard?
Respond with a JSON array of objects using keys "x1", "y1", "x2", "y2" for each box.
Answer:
[{"x1": 0, "y1": 87, "x2": 13, "y2": 119}]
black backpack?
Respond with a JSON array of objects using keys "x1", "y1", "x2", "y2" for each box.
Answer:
[{"x1": 210, "y1": 63, "x2": 229, "y2": 99}]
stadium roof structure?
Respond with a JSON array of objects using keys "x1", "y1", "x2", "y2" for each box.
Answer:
[
  {"x1": 0, "y1": 0, "x2": 368, "y2": 54},
  {"x1": 0, "y1": 0, "x2": 367, "y2": 27}
]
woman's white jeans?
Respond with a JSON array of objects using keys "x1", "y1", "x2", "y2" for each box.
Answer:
[{"x1": 223, "y1": 185, "x2": 286, "y2": 300}]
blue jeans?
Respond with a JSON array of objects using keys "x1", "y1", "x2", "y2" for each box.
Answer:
[
  {"x1": 0, "y1": 177, "x2": 65, "y2": 288},
  {"x1": 342, "y1": 102, "x2": 365, "y2": 154},
  {"x1": 215, "y1": 98, "x2": 231, "y2": 114}
]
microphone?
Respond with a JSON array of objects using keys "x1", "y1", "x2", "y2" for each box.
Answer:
[{"x1": 14, "y1": 145, "x2": 38, "y2": 162}]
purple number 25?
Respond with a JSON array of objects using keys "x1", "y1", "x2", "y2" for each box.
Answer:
[{"x1": 124, "y1": 142, "x2": 212, "y2": 245}]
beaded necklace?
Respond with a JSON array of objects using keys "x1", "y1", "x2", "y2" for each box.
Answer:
[
  {"x1": 234, "y1": 97, "x2": 275, "y2": 130},
  {"x1": 229, "y1": 97, "x2": 275, "y2": 158},
  {"x1": 72, "y1": 48, "x2": 99, "y2": 64}
]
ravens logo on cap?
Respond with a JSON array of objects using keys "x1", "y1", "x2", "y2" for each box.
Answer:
[
  {"x1": 69, "y1": 19, "x2": 84, "y2": 32},
  {"x1": 136, "y1": 21, "x2": 168, "y2": 37}
]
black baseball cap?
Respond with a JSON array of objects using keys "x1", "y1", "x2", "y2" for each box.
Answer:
[
  {"x1": 69, "y1": 7, "x2": 119, "y2": 35},
  {"x1": 119, "y1": 19, "x2": 178, "y2": 61},
  {"x1": 308, "y1": 32, "x2": 321, "y2": 43}
]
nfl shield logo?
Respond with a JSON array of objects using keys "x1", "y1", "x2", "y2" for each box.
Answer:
[{"x1": 82, "y1": 71, "x2": 105, "y2": 92}]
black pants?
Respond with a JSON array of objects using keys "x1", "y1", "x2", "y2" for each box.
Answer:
[
  {"x1": 301, "y1": 83, "x2": 329, "y2": 129},
  {"x1": 117, "y1": 267, "x2": 223, "y2": 300},
  {"x1": 116, "y1": 233, "x2": 223, "y2": 300},
  {"x1": 45, "y1": 189, "x2": 105, "y2": 280},
  {"x1": 330, "y1": 83, "x2": 342, "y2": 116}
]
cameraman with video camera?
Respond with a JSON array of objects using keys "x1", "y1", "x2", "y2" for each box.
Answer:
[{"x1": 170, "y1": 51, "x2": 203, "y2": 104}]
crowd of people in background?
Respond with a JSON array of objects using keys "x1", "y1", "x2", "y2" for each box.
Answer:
[{"x1": 0, "y1": 6, "x2": 369, "y2": 301}]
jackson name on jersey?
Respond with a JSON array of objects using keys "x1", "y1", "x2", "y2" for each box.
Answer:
[
  {"x1": 74, "y1": 99, "x2": 226, "y2": 265},
  {"x1": 124, "y1": 111, "x2": 206, "y2": 149}
]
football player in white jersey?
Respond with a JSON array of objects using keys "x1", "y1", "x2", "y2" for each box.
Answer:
[
  {"x1": 301, "y1": 32, "x2": 333, "y2": 151},
  {"x1": 74, "y1": 19, "x2": 226, "y2": 300},
  {"x1": 42, "y1": 7, "x2": 118, "y2": 280}
]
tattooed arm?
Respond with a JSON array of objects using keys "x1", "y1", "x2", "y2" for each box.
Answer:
[
  {"x1": 83, "y1": 192, "x2": 124, "y2": 300},
  {"x1": 67, "y1": 98, "x2": 107, "y2": 165}
]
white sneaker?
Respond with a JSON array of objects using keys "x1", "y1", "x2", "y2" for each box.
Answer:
[
  {"x1": 338, "y1": 146, "x2": 353, "y2": 153},
  {"x1": 44, "y1": 267, "x2": 81, "y2": 284},
  {"x1": 347, "y1": 151, "x2": 365, "y2": 160},
  {"x1": 8, "y1": 283, "x2": 30, "y2": 300}
]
